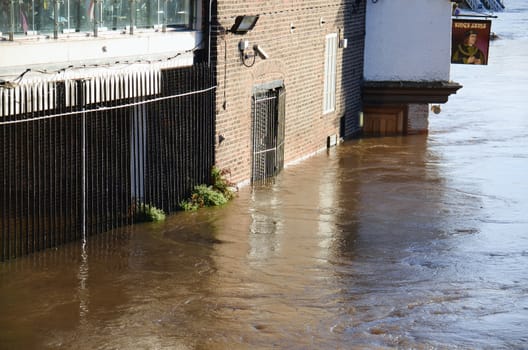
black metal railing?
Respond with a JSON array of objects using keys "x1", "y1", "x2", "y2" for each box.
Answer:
[
  {"x1": 251, "y1": 86, "x2": 285, "y2": 184},
  {"x1": 0, "y1": 63, "x2": 215, "y2": 261}
]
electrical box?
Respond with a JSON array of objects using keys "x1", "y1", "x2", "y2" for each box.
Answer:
[{"x1": 239, "y1": 39, "x2": 249, "y2": 51}]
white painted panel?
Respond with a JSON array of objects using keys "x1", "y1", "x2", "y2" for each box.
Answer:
[
  {"x1": 0, "y1": 31, "x2": 200, "y2": 77},
  {"x1": 364, "y1": 0, "x2": 452, "y2": 81}
]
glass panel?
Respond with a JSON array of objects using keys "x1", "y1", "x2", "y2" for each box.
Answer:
[
  {"x1": 0, "y1": 2, "x2": 7, "y2": 33},
  {"x1": 29, "y1": 0, "x2": 75, "y2": 34},
  {"x1": 0, "y1": 0, "x2": 193, "y2": 37},
  {"x1": 135, "y1": 0, "x2": 155, "y2": 28},
  {"x1": 103, "y1": 0, "x2": 130, "y2": 30},
  {"x1": 0, "y1": 0, "x2": 34, "y2": 34},
  {"x1": 166, "y1": 0, "x2": 191, "y2": 28}
]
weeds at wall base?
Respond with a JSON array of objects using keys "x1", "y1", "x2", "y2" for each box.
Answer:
[
  {"x1": 180, "y1": 167, "x2": 236, "y2": 211},
  {"x1": 133, "y1": 203, "x2": 166, "y2": 222}
]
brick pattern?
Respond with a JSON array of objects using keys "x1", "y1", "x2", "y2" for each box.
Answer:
[
  {"x1": 407, "y1": 103, "x2": 430, "y2": 135},
  {"x1": 212, "y1": 0, "x2": 365, "y2": 184}
]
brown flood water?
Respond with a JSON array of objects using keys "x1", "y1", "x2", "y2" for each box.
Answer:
[
  {"x1": 2, "y1": 5, "x2": 528, "y2": 349},
  {"x1": 1, "y1": 130, "x2": 528, "y2": 349}
]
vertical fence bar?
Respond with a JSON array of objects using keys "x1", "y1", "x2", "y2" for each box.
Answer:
[
  {"x1": 24, "y1": 86, "x2": 31, "y2": 256},
  {"x1": 53, "y1": 0, "x2": 60, "y2": 39},
  {"x1": 1, "y1": 90, "x2": 5, "y2": 261},
  {"x1": 129, "y1": 75, "x2": 136, "y2": 217},
  {"x1": 93, "y1": 0, "x2": 99, "y2": 37},
  {"x1": 93, "y1": 84, "x2": 100, "y2": 234},
  {"x1": 51, "y1": 82, "x2": 58, "y2": 249},
  {"x1": 8, "y1": 0, "x2": 14, "y2": 41},
  {"x1": 1, "y1": 64, "x2": 216, "y2": 260},
  {"x1": 77, "y1": 79, "x2": 87, "y2": 243},
  {"x1": 122, "y1": 75, "x2": 128, "y2": 226},
  {"x1": 13, "y1": 99, "x2": 18, "y2": 258},
  {"x1": 3, "y1": 92, "x2": 10, "y2": 259},
  {"x1": 129, "y1": 0, "x2": 135, "y2": 35},
  {"x1": 113, "y1": 76, "x2": 120, "y2": 228},
  {"x1": 36, "y1": 89, "x2": 43, "y2": 253},
  {"x1": 27, "y1": 86, "x2": 35, "y2": 255},
  {"x1": 103, "y1": 77, "x2": 110, "y2": 232},
  {"x1": 65, "y1": 82, "x2": 71, "y2": 242},
  {"x1": 168, "y1": 71, "x2": 176, "y2": 210},
  {"x1": 49, "y1": 82, "x2": 56, "y2": 249},
  {"x1": 13, "y1": 91, "x2": 19, "y2": 258}
]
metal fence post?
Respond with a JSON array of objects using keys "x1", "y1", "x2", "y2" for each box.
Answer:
[
  {"x1": 93, "y1": 0, "x2": 100, "y2": 37},
  {"x1": 54, "y1": 0, "x2": 60, "y2": 39},
  {"x1": 76, "y1": 79, "x2": 87, "y2": 242},
  {"x1": 8, "y1": 0, "x2": 15, "y2": 41},
  {"x1": 129, "y1": 0, "x2": 135, "y2": 35}
]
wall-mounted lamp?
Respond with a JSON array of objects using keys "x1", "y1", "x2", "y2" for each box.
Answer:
[
  {"x1": 320, "y1": 17, "x2": 326, "y2": 26},
  {"x1": 230, "y1": 15, "x2": 260, "y2": 34},
  {"x1": 290, "y1": 22, "x2": 296, "y2": 33},
  {"x1": 254, "y1": 45, "x2": 269, "y2": 60}
]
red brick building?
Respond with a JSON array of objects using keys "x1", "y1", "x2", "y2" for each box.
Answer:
[{"x1": 211, "y1": 1, "x2": 366, "y2": 185}]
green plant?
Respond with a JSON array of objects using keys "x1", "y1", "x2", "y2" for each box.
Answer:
[
  {"x1": 179, "y1": 167, "x2": 236, "y2": 211},
  {"x1": 179, "y1": 199, "x2": 200, "y2": 211},
  {"x1": 211, "y1": 166, "x2": 236, "y2": 200},
  {"x1": 180, "y1": 185, "x2": 228, "y2": 211},
  {"x1": 134, "y1": 203, "x2": 166, "y2": 222}
]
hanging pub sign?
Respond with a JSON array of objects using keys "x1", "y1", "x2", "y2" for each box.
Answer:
[{"x1": 451, "y1": 19, "x2": 492, "y2": 65}]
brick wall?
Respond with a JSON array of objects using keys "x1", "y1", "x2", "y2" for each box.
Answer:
[
  {"x1": 212, "y1": 0, "x2": 365, "y2": 184},
  {"x1": 407, "y1": 103, "x2": 430, "y2": 135}
]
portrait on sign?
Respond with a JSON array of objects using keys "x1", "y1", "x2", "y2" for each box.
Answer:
[{"x1": 451, "y1": 19, "x2": 492, "y2": 65}]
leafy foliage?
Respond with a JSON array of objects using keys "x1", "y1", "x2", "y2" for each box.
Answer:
[
  {"x1": 212, "y1": 167, "x2": 236, "y2": 200},
  {"x1": 180, "y1": 167, "x2": 236, "y2": 211},
  {"x1": 134, "y1": 203, "x2": 166, "y2": 222}
]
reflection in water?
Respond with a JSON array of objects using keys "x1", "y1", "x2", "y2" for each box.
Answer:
[
  {"x1": 249, "y1": 186, "x2": 283, "y2": 262},
  {"x1": 78, "y1": 240, "x2": 89, "y2": 326},
  {"x1": 1, "y1": 3, "x2": 528, "y2": 348},
  {"x1": 317, "y1": 158, "x2": 338, "y2": 259}
]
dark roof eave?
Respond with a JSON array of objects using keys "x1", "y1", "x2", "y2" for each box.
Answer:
[{"x1": 362, "y1": 81, "x2": 463, "y2": 105}]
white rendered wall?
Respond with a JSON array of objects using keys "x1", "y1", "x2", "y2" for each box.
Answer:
[
  {"x1": 0, "y1": 31, "x2": 200, "y2": 78},
  {"x1": 364, "y1": 0, "x2": 452, "y2": 81}
]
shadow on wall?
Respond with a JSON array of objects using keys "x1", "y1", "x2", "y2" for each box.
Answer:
[{"x1": 339, "y1": 0, "x2": 366, "y2": 139}]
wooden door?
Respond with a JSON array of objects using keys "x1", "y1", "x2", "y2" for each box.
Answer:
[{"x1": 363, "y1": 106, "x2": 407, "y2": 136}]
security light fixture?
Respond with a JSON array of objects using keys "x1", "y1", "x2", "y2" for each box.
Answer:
[
  {"x1": 253, "y1": 45, "x2": 269, "y2": 60},
  {"x1": 230, "y1": 15, "x2": 260, "y2": 34}
]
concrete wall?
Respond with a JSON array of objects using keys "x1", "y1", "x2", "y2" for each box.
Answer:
[
  {"x1": 407, "y1": 103, "x2": 430, "y2": 134},
  {"x1": 364, "y1": 0, "x2": 452, "y2": 81},
  {"x1": 214, "y1": 0, "x2": 366, "y2": 184},
  {"x1": 0, "y1": 31, "x2": 200, "y2": 76}
]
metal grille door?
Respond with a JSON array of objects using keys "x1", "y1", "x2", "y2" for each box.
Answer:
[{"x1": 251, "y1": 86, "x2": 285, "y2": 183}]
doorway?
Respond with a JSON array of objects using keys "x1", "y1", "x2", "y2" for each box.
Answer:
[
  {"x1": 251, "y1": 83, "x2": 286, "y2": 183},
  {"x1": 363, "y1": 106, "x2": 407, "y2": 136}
]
